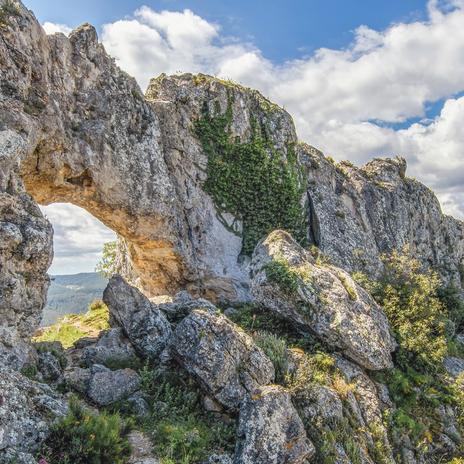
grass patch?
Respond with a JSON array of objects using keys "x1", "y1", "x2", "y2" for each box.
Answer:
[
  {"x1": 140, "y1": 366, "x2": 236, "y2": 464},
  {"x1": 33, "y1": 299, "x2": 109, "y2": 348}
]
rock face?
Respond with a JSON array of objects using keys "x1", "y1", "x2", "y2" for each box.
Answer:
[
  {"x1": 103, "y1": 276, "x2": 172, "y2": 360},
  {"x1": 300, "y1": 147, "x2": 464, "y2": 287},
  {"x1": 251, "y1": 230, "x2": 396, "y2": 370},
  {"x1": 234, "y1": 385, "x2": 315, "y2": 464},
  {"x1": 171, "y1": 308, "x2": 275, "y2": 410},
  {"x1": 0, "y1": 367, "x2": 67, "y2": 463}
]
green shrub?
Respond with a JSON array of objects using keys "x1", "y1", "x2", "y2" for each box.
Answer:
[
  {"x1": 353, "y1": 250, "x2": 447, "y2": 371},
  {"x1": 0, "y1": 0, "x2": 19, "y2": 28},
  {"x1": 20, "y1": 363, "x2": 37, "y2": 380},
  {"x1": 140, "y1": 366, "x2": 235, "y2": 463},
  {"x1": 38, "y1": 397, "x2": 132, "y2": 464},
  {"x1": 264, "y1": 259, "x2": 300, "y2": 295},
  {"x1": 194, "y1": 97, "x2": 307, "y2": 255},
  {"x1": 254, "y1": 331, "x2": 289, "y2": 383},
  {"x1": 438, "y1": 284, "x2": 464, "y2": 333}
]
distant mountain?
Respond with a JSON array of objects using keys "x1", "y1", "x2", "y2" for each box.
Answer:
[{"x1": 41, "y1": 272, "x2": 108, "y2": 326}]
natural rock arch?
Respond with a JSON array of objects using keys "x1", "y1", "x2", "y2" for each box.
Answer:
[{"x1": 1, "y1": 2, "x2": 463, "y2": 361}]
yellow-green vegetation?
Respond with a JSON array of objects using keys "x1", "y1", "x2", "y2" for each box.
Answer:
[
  {"x1": 139, "y1": 366, "x2": 235, "y2": 464},
  {"x1": 34, "y1": 299, "x2": 110, "y2": 348},
  {"x1": 354, "y1": 249, "x2": 464, "y2": 458},
  {"x1": 353, "y1": 250, "x2": 448, "y2": 370},
  {"x1": 337, "y1": 272, "x2": 357, "y2": 301},
  {"x1": 264, "y1": 256, "x2": 314, "y2": 296},
  {"x1": 37, "y1": 397, "x2": 133, "y2": 464},
  {"x1": 96, "y1": 241, "x2": 119, "y2": 278},
  {"x1": 194, "y1": 96, "x2": 307, "y2": 255},
  {"x1": 264, "y1": 258, "x2": 301, "y2": 294}
]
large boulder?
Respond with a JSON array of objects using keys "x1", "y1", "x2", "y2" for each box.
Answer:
[
  {"x1": 0, "y1": 367, "x2": 67, "y2": 462},
  {"x1": 234, "y1": 385, "x2": 314, "y2": 464},
  {"x1": 103, "y1": 276, "x2": 172, "y2": 361},
  {"x1": 250, "y1": 230, "x2": 395, "y2": 370},
  {"x1": 170, "y1": 308, "x2": 275, "y2": 410}
]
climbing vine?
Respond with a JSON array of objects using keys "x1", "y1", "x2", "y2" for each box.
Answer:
[{"x1": 194, "y1": 97, "x2": 308, "y2": 255}]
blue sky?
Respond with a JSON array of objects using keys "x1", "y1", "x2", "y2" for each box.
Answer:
[
  {"x1": 28, "y1": 0, "x2": 464, "y2": 274},
  {"x1": 28, "y1": 0, "x2": 428, "y2": 63}
]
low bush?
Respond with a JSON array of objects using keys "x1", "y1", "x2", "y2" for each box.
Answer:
[{"x1": 38, "y1": 397, "x2": 132, "y2": 464}]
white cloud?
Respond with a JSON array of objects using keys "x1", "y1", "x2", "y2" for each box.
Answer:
[
  {"x1": 42, "y1": 21, "x2": 72, "y2": 36},
  {"x1": 100, "y1": 1, "x2": 464, "y2": 219},
  {"x1": 40, "y1": 203, "x2": 116, "y2": 275}
]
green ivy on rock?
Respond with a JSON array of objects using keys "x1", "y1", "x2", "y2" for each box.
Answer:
[{"x1": 194, "y1": 97, "x2": 308, "y2": 255}]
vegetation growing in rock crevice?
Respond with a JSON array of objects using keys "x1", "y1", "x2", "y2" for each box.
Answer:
[
  {"x1": 139, "y1": 366, "x2": 235, "y2": 464},
  {"x1": 354, "y1": 250, "x2": 464, "y2": 460},
  {"x1": 194, "y1": 97, "x2": 308, "y2": 255}
]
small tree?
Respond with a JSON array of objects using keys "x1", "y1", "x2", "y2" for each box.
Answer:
[{"x1": 96, "y1": 241, "x2": 119, "y2": 278}]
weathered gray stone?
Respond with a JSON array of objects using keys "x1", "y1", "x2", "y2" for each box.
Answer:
[
  {"x1": 251, "y1": 230, "x2": 396, "y2": 370},
  {"x1": 171, "y1": 308, "x2": 275, "y2": 410},
  {"x1": 103, "y1": 276, "x2": 172, "y2": 361},
  {"x1": 87, "y1": 364, "x2": 141, "y2": 406},
  {"x1": 37, "y1": 351, "x2": 62, "y2": 381},
  {"x1": 127, "y1": 391, "x2": 151, "y2": 418},
  {"x1": 81, "y1": 327, "x2": 139, "y2": 368},
  {"x1": 234, "y1": 385, "x2": 314, "y2": 464},
  {"x1": 444, "y1": 356, "x2": 464, "y2": 378},
  {"x1": 0, "y1": 367, "x2": 67, "y2": 460},
  {"x1": 301, "y1": 147, "x2": 464, "y2": 289}
]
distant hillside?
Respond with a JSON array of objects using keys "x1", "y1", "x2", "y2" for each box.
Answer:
[{"x1": 41, "y1": 272, "x2": 108, "y2": 326}]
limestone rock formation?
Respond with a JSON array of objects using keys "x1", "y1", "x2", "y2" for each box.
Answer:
[
  {"x1": 0, "y1": 367, "x2": 67, "y2": 463},
  {"x1": 171, "y1": 308, "x2": 275, "y2": 410},
  {"x1": 234, "y1": 385, "x2": 315, "y2": 464},
  {"x1": 300, "y1": 147, "x2": 464, "y2": 287},
  {"x1": 251, "y1": 230, "x2": 396, "y2": 370},
  {"x1": 103, "y1": 275, "x2": 172, "y2": 360},
  {"x1": 1, "y1": 2, "x2": 464, "y2": 463},
  {"x1": 80, "y1": 327, "x2": 138, "y2": 368}
]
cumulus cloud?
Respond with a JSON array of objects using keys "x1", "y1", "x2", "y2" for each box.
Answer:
[
  {"x1": 42, "y1": 21, "x2": 72, "y2": 35},
  {"x1": 40, "y1": 203, "x2": 116, "y2": 275},
  {"x1": 100, "y1": 1, "x2": 464, "y2": 220}
]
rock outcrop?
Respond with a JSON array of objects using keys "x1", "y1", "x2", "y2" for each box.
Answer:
[
  {"x1": 0, "y1": 367, "x2": 67, "y2": 463},
  {"x1": 300, "y1": 147, "x2": 464, "y2": 287},
  {"x1": 1, "y1": 2, "x2": 464, "y2": 463},
  {"x1": 251, "y1": 230, "x2": 396, "y2": 370},
  {"x1": 234, "y1": 385, "x2": 315, "y2": 464},
  {"x1": 171, "y1": 308, "x2": 275, "y2": 410},
  {"x1": 0, "y1": 0, "x2": 463, "y2": 355},
  {"x1": 103, "y1": 275, "x2": 172, "y2": 360}
]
